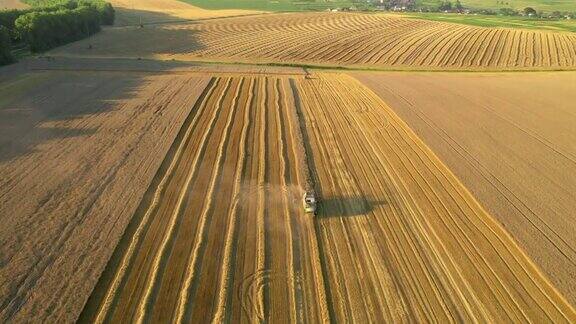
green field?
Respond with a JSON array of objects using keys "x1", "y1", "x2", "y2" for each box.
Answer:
[
  {"x1": 449, "y1": 0, "x2": 575, "y2": 12},
  {"x1": 400, "y1": 12, "x2": 576, "y2": 32},
  {"x1": 178, "y1": 0, "x2": 369, "y2": 12},
  {"x1": 178, "y1": 0, "x2": 575, "y2": 32}
]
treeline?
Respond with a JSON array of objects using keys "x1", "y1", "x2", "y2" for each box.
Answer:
[
  {"x1": 376, "y1": 0, "x2": 465, "y2": 12},
  {"x1": 475, "y1": 7, "x2": 576, "y2": 19},
  {"x1": 374, "y1": 0, "x2": 576, "y2": 18},
  {"x1": 420, "y1": 2, "x2": 576, "y2": 18},
  {"x1": 0, "y1": 0, "x2": 114, "y2": 65},
  {"x1": 2, "y1": 2, "x2": 79, "y2": 38},
  {"x1": 0, "y1": 26, "x2": 13, "y2": 65},
  {"x1": 23, "y1": 0, "x2": 78, "y2": 6},
  {"x1": 15, "y1": 1, "x2": 114, "y2": 52},
  {"x1": 376, "y1": 0, "x2": 416, "y2": 10}
]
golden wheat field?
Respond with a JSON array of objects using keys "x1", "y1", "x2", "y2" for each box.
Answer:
[
  {"x1": 355, "y1": 71, "x2": 576, "y2": 306},
  {"x1": 74, "y1": 72, "x2": 576, "y2": 323},
  {"x1": 0, "y1": 67, "x2": 210, "y2": 322},
  {"x1": 107, "y1": 0, "x2": 259, "y2": 26},
  {"x1": 80, "y1": 75, "x2": 328, "y2": 323},
  {"x1": 0, "y1": 0, "x2": 27, "y2": 9},
  {"x1": 2, "y1": 60, "x2": 576, "y2": 323},
  {"x1": 2, "y1": 0, "x2": 576, "y2": 321},
  {"x1": 56, "y1": 12, "x2": 576, "y2": 70}
]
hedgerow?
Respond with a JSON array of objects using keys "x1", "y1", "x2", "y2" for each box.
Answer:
[{"x1": 0, "y1": 0, "x2": 114, "y2": 55}]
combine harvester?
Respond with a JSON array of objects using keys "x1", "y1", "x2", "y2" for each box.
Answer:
[{"x1": 303, "y1": 191, "x2": 318, "y2": 215}]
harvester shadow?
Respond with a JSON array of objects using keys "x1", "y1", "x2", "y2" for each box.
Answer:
[{"x1": 317, "y1": 196, "x2": 386, "y2": 218}]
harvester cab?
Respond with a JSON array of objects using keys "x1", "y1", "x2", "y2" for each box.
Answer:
[{"x1": 303, "y1": 192, "x2": 317, "y2": 215}]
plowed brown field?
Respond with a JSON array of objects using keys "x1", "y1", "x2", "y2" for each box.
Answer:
[
  {"x1": 355, "y1": 71, "x2": 576, "y2": 306},
  {"x1": 0, "y1": 69, "x2": 209, "y2": 322},
  {"x1": 80, "y1": 72, "x2": 576, "y2": 322},
  {"x1": 55, "y1": 12, "x2": 576, "y2": 70}
]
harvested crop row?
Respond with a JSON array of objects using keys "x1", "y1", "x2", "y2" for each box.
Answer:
[
  {"x1": 77, "y1": 72, "x2": 576, "y2": 323},
  {"x1": 294, "y1": 73, "x2": 576, "y2": 322},
  {"x1": 354, "y1": 71, "x2": 576, "y2": 307},
  {"x1": 80, "y1": 76, "x2": 329, "y2": 323},
  {"x1": 57, "y1": 12, "x2": 576, "y2": 70},
  {"x1": 0, "y1": 71, "x2": 210, "y2": 323}
]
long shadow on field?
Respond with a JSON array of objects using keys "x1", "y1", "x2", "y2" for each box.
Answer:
[
  {"x1": 51, "y1": 7, "x2": 208, "y2": 60},
  {"x1": 318, "y1": 196, "x2": 386, "y2": 218},
  {"x1": 113, "y1": 7, "x2": 194, "y2": 27},
  {"x1": 0, "y1": 6, "x2": 230, "y2": 322},
  {"x1": 112, "y1": 6, "x2": 252, "y2": 27},
  {"x1": 54, "y1": 24, "x2": 205, "y2": 59},
  {"x1": 0, "y1": 5, "x2": 213, "y2": 163},
  {"x1": 0, "y1": 60, "x2": 178, "y2": 323},
  {"x1": 0, "y1": 71, "x2": 142, "y2": 163}
]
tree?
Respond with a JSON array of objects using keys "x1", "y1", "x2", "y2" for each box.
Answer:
[
  {"x1": 524, "y1": 7, "x2": 537, "y2": 16},
  {"x1": 15, "y1": 6, "x2": 102, "y2": 52},
  {"x1": 0, "y1": 26, "x2": 14, "y2": 65},
  {"x1": 454, "y1": 0, "x2": 463, "y2": 12},
  {"x1": 499, "y1": 8, "x2": 518, "y2": 16},
  {"x1": 550, "y1": 11, "x2": 562, "y2": 18},
  {"x1": 438, "y1": 0, "x2": 452, "y2": 11}
]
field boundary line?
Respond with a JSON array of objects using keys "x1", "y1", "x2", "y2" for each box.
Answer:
[
  {"x1": 31, "y1": 56, "x2": 576, "y2": 74},
  {"x1": 28, "y1": 66, "x2": 306, "y2": 76}
]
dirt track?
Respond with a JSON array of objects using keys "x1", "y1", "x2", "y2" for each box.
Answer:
[
  {"x1": 0, "y1": 70, "x2": 209, "y2": 322},
  {"x1": 355, "y1": 71, "x2": 576, "y2": 306},
  {"x1": 80, "y1": 72, "x2": 576, "y2": 322},
  {"x1": 54, "y1": 12, "x2": 576, "y2": 70}
]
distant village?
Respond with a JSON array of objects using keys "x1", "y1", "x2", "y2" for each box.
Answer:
[{"x1": 324, "y1": 0, "x2": 575, "y2": 20}]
